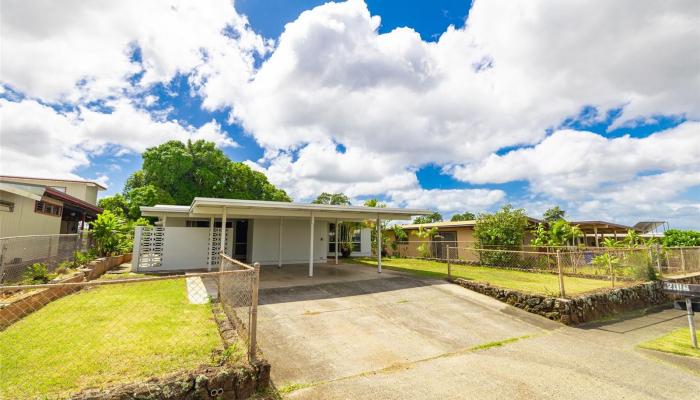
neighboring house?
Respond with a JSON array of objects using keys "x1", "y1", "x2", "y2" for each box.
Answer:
[
  {"x1": 570, "y1": 220, "x2": 666, "y2": 246},
  {"x1": 385, "y1": 218, "x2": 541, "y2": 259},
  {"x1": 135, "y1": 198, "x2": 430, "y2": 276},
  {"x1": 0, "y1": 176, "x2": 104, "y2": 238}
]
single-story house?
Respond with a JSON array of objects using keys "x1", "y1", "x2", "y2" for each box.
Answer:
[
  {"x1": 571, "y1": 220, "x2": 667, "y2": 246},
  {"x1": 0, "y1": 176, "x2": 104, "y2": 238},
  {"x1": 134, "y1": 198, "x2": 430, "y2": 276},
  {"x1": 384, "y1": 218, "x2": 541, "y2": 259}
]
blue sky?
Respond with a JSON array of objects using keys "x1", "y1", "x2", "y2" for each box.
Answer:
[{"x1": 1, "y1": 0, "x2": 698, "y2": 228}]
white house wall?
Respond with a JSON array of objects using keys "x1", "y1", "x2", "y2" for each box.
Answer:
[
  {"x1": 157, "y1": 227, "x2": 232, "y2": 270},
  {"x1": 251, "y1": 217, "x2": 328, "y2": 265}
]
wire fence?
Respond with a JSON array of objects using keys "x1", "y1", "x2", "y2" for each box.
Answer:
[
  {"x1": 0, "y1": 260, "x2": 260, "y2": 399},
  {"x1": 0, "y1": 233, "x2": 93, "y2": 284}
]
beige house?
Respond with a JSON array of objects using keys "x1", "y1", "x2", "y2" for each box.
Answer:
[
  {"x1": 385, "y1": 219, "x2": 541, "y2": 259},
  {"x1": 0, "y1": 176, "x2": 104, "y2": 238}
]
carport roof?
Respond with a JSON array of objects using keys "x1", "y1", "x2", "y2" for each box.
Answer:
[{"x1": 141, "y1": 198, "x2": 432, "y2": 221}]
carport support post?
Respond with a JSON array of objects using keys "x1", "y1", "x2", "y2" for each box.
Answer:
[
  {"x1": 220, "y1": 209, "x2": 227, "y2": 262},
  {"x1": 278, "y1": 217, "x2": 283, "y2": 268},
  {"x1": 250, "y1": 262, "x2": 260, "y2": 361},
  {"x1": 309, "y1": 213, "x2": 315, "y2": 277},
  {"x1": 335, "y1": 219, "x2": 339, "y2": 265},
  {"x1": 207, "y1": 217, "x2": 214, "y2": 271},
  {"x1": 556, "y1": 250, "x2": 565, "y2": 298},
  {"x1": 446, "y1": 245, "x2": 451, "y2": 280},
  {"x1": 687, "y1": 298, "x2": 697, "y2": 349},
  {"x1": 377, "y1": 217, "x2": 382, "y2": 273}
]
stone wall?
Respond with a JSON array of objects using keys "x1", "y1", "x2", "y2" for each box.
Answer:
[
  {"x1": 71, "y1": 362, "x2": 271, "y2": 400},
  {"x1": 450, "y1": 278, "x2": 671, "y2": 325}
]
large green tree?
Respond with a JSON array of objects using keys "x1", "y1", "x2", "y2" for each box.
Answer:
[
  {"x1": 474, "y1": 205, "x2": 528, "y2": 249},
  {"x1": 312, "y1": 192, "x2": 351, "y2": 205},
  {"x1": 451, "y1": 211, "x2": 476, "y2": 222},
  {"x1": 543, "y1": 206, "x2": 566, "y2": 222},
  {"x1": 99, "y1": 140, "x2": 290, "y2": 220},
  {"x1": 413, "y1": 212, "x2": 442, "y2": 224}
]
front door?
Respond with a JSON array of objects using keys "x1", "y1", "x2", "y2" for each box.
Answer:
[{"x1": 433, "y1": 231, "x2": 457, "y2": 259}]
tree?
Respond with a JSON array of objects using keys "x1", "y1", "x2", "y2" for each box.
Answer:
[
  {"x1": 531, "y1": 220, "x2": 583, "y2": 247},
  {"x1": 91, "y1": 210, "x2": 129, "y2": 256},
  {"x1": 474, "y1": 205, "x2": 528, "y2": 249},
  {"x1": 98, "y1": 194, "x2": 129, "y2": 218},
  {"x1": 389, "y1": 225, "x2": 408, "y2": 257},
  {"x1": 117, "y1": 139, "x2": 290, "y2": 220},
  {"x1": 543, "y1": 206, "x2": 566, "y2": 222},
  {"x1": 412, "y1": 226, "x2": 438, "y2": 258},
  {"x1": 413, "y1": 212, "x2": 442, "y2": 224},
  {"x1": 451, "y1": 211, "x2": 475, "y2": 222},
  {"x1": 312, "y1": 192, "x2": 351, "y2": 205}
]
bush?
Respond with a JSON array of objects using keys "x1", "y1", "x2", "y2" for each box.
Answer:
[
  {"x1": 663, "y1": 229, "x2": 700, "y2": 247},
  {"x1": 340, "y1": 242, "x2": 352, "y2": 258},
  {"x1": 22, "y1": 263, "x2": 53, "y2": 284},
  {"x1": 92, "y1": 210, "x2": 129, "y2": 256},
  {"x1": 474, "y1": 205, "x2": 528, "y2": 265},
  {"x1": 72, "y1": 251, "x2": 95, "y2": 268}
]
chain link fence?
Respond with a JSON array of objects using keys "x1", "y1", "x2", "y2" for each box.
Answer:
[
  {"x1": 0, "y1": 259, "x2": 260, "y2": 399},
  {"x1": 0, "y1": 233, "x2": 93, "y2": 284}
]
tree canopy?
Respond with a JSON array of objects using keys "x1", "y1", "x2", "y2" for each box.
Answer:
[
  {"x1": 543, "y1": 206, "x2": 566, "y2": 222},
  {"x1": 663, "y1": 229, "x2": 700, "y2": 247},
  {"x1": 312, "y1": 192, "x2": 351, "y2": 205},
  {"x1": 413, "y1": 212, "x2": 442, "y2": 224},
  {"x1": 98, "y1": 140, "x2": 290, "y2": 220},
  {"x1": 474, "y1": 205, "x2": 528, "y2": 249},
  {"x1": 451, "y1": 211, "x2": 476, "y2": 221}
]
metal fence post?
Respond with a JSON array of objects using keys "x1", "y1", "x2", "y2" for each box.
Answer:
[
  {"x1": 556, "y1": 250, "x2": 565, "y2": 298},
  {"x1": 655, "y1": 244, "x2": 662, "y2": 274},
  {"x1": 680, "y1": 248, "x2": 686, "y2": 274},
  {"x1": 250, "y1": 262, "x2": 260, "y2": 362},
  {"x1": 687, "y1": 298, "x2": 697, "y2": 349},
  {"x1": 446, "y1": 245, "x2": 451, "y2": 280}
]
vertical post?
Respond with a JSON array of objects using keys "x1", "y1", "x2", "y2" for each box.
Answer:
[
  {"x1": 594, "y1": 227, "x2": 599, "y2": 247},
  {"x1": 680, "y1": 248, "x2": 686, "y2": 274},
  {"x1": 278, "y1": 217, "x2": 283, "y2": 268},
  {"x1": 309, "y1": 213, "x2": 315, "y2": 277},
  {"x1": 608, "y1": 254, "x2": 615, "y2": 287},
  {"x1": 686, "y1": 298, "x2": 697, "y2": 349},
  {"x1": 220, "y1": 209, "x2": 227, "y2": 266},
  {"x1": 250, "y1": 262, "x2": 260, "y2": 361},
  {"x1": 207, "y1": 217, "x2": 214, "y2": 271},
  {"x1": 556, "y1": 250, "x2": 565, "y2": 298},
  {"x1": 655, "y1": 244, "x2": 662, "y2": 275},
  {"x1": 376, "y1": 217, "x2": 382, "y2": 274},
  {"x1": 446, "y1": 245, "x2": 451, "y2": 280},
  {"x1": 335, "y1": 219, "x2": 339, "y2": 265}
]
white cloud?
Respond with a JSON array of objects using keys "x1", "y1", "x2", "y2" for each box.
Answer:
[
  {"x1": 1, "y1": 0, "x2": 266, "y2": 102},
  {"x1": 227, "y1": 0, "x2": 699, "y2": 214},
  {"x1": 386, "y1": 188, "x2": 506, "y2": 214},
  {"x1": 0, "y1": 99, "x2": 236, "y2": 178}
]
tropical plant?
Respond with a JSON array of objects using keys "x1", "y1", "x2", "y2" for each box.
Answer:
[
  {"x1": 91, "y1": 210, "x2": 129, "y2": 256},
  {"x1": 363, "y1": 199, "x2": 389, "y2": 255},
  {"x1": 531, "y1": 220, "x2": 583, "y2": 247},
  {"x1": 22, "y1": 263, "x2": 53, "y2": 284},
  {"x1": 592, "y1": 253, "x2": 620, "y2": 275},
  {"x1": 413, "y1": 227, "x2": 438, "y2": 258},
  {"x1": 474, "y1": 205, "x2": 529, "y2": 266},
  {"x1": 543, "y1": 206, "x2": 566, "y2": 222},
  {"x1": 390, "y1": 225, "x2": 408, "y2": 256}
]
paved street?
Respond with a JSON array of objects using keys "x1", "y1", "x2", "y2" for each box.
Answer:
[{"x1": 257, "y1": 264, "x2": 700, "y2": 399}]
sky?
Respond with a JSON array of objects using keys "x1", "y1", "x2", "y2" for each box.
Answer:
[{"x1": 1, "y1": 0, "x2": 699, "y2": 228}]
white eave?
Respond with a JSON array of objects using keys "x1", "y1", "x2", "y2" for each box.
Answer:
[{"x1": 141, "y1": 198, "x2": 431, "y2": 221}]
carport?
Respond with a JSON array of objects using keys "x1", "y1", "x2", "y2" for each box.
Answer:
[{"x1": 138, "y1": 198, "x2": 430, "y2": 276}]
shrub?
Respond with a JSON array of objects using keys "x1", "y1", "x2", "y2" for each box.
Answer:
[
  {"x1": 22, "y1": 263, "x2": 53, "y2": 284},
  {"x1": 91, "y1": 210, "x2": 129, "y2": 256},
  {"x1": 340, "y1": 242, "x2": 352, "y2": 258},
  {"x1": 474, "y1": 205, "x2": 528, "y2": 265},
  {"x1": 662, "y1": 229, "x2": 700, "y2": 247}
]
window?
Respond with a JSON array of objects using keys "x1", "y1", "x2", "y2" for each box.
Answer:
[
  {"x1": 50, "y1": 186, "x2": 67, "y2": 193},
  {"x1": 329, "y1": 223, "x2": 361, "y2": 253},
  {"x1": 35, "y1": 201, "x2": 62, "y2": 217},
  {"x1": 0, "y1": 200, "x2": 14, "y2": 212}
]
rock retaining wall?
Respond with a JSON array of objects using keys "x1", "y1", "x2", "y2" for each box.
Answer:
[
  {"x1": 450, "y1": 278, "x2": 671, "y2": 325},
  {"x1": 71, "y1": 362, "x2": 271, "y2": 400}
]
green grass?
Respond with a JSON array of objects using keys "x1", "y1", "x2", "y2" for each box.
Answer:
[
  {"x1": 468, "y1": 335, "x2": 530, "y2": 351},
  {"x1": 639, "y1": 328, "x2": 700, "y2": 358},
  {"x1": 354, "y1": 257, "x2": 620, "y2": 296},
  {"x1": 0, "y1": 279, "x2": 222, "y2": 398}
]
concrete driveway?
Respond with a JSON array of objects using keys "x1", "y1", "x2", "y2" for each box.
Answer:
[{"x1": 257, "y1": 264, "x2": 700, "y2": 399}]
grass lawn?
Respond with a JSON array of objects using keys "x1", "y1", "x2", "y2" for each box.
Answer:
[
  {"x1": 638, "y1": 328, "x2": 700, "y2": 358},
  {"x1": 353, "y1": 257, "x2": 620, "y2": 296},
  {"x1": 0, "y1": 279, "x2": 222, "y2": 398}
]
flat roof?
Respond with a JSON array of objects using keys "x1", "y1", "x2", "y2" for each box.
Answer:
[
  {"x1": 400, "y1": 216, "x2": 542, "y2": 230},
  {"x1": 141, "y1": 198, "x2": 432, "y2": 221},
  {"x1": 0, "y1": 175, "x2": 107, "y2": 190}
]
